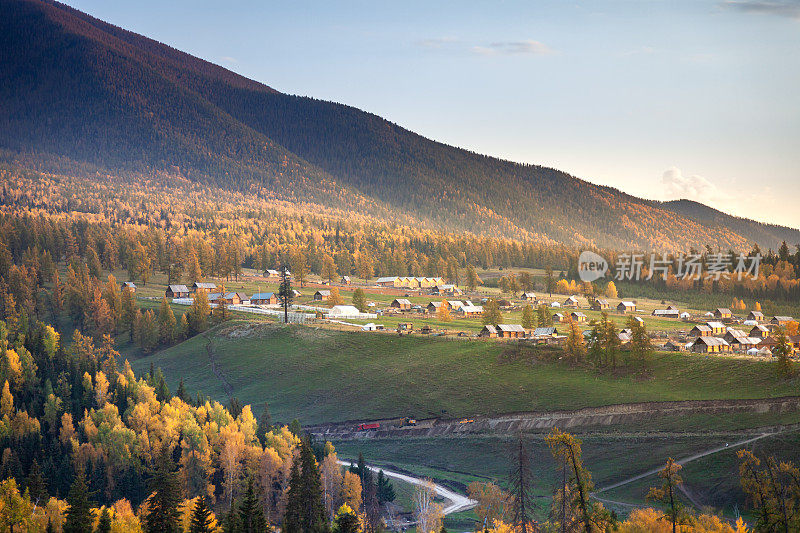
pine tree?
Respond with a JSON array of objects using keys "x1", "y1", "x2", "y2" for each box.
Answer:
[
  {"x1": 64, "y1": 466, "x2": 92, "y2": 533},
  {"x1": 509, "y1": 438, "x2": 534, "y2": 533},
  {"x1": 482, "y1": 299, "x2": 502, "y2": 325},
  {"x1": 143, "y1": 447, "x2": 182, "y2": 533},
  {"x1": 351, "y1": 289, "x2": 367, "y2": 313},
  {"x1": 96, "y1": 508, "x2": 112, "y2": 533},
  {"x1": 256, "y1": 403, "x2": 273, "y2": 446},
  {"x1": 521, "y1": 304, "x2": 534, "y2": 329},
  {"x1": 25, "y1": 459, "x2": 48, "y2": 505},
  {"x1": 376, "y1": 470, "x2": 395, "y2": 504},
  {"x1": 189, "y1": 496, "x2": 215, "y2": 533},
  {"x1": 237, "y1": 478, "x2": 268, "y2": 533},
  {"x1": 157, "y1": 298, "x2": 177, "y2": 345},
  {"x1": 285, "y1": 439, "x2": 328, "y2": 533}
]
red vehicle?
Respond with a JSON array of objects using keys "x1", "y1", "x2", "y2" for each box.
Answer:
[{"x1": 356, "y1": 423, "x2": 380, "y2": 431}]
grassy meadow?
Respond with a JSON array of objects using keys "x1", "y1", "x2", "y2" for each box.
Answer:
[{"x1": 131, "y1": 318, "x2": 800, "y2": 426}]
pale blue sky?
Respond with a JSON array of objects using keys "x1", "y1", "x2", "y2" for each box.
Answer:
[{"x1": 64, "y1": 0, "x2": 800, "y2": 228}]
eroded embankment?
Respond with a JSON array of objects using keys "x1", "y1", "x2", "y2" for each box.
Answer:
[{"x1": 308, "y1": 396, "x2": 800, "y2": 440}]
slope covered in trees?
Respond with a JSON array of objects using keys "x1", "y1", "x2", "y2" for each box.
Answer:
[{"x1": 1, "y1": 0, "x2": 797, "y2": 250}]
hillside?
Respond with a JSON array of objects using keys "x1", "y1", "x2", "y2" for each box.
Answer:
[
  {"x1": 660, "y1": 199, "x2": 800, "y2": 250},
  {"x1": 1, "y1": 0, "x2": 798, "y2": 249},
  {"x1": 132, "y1": 320, "x2": 800, "y2": 426}
]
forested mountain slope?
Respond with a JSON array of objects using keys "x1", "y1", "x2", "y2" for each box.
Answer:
[
  {"x1": 660, "y1": 200, "x2": 800, "y2": 250},
  {"x1": 0, "y1": 0, "x2": 796, "y2": 250}
]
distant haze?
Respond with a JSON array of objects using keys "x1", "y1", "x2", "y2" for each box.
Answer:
[{"x1": 63, "y1": 0, "x2": 800, "y2": 228}]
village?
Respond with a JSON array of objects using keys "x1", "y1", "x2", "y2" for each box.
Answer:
[{"x1": 124, "y1": 271, "x2": 800, "y2": 359}]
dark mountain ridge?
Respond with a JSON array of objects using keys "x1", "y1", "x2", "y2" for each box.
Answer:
[{"x1": 1, "y1": 0, "x2": 797, "y2": 250}]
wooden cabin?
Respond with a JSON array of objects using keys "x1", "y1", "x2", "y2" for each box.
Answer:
[
  {"x1": 707, "y1": 321, "x2": 726, "y2": 336},
  {"x1": 251, "y1": 292, "x2": 278, "y2": 305},
  {"x1": 570, "y1": 312, "x2": 587, "y2": 323},
  {"x1": 747, "y1": 311, "x2": 765, "y2": 322},
  {"x1": 591, "y1": 299, "x2": 610, "y2": 311},
  {"x1": 690, "y1": 336, "x2": 731, "y2": 354},
  {"x1": 390, "y1": 298, "x2": 412, "y2": 311},
  {"x1": 192, "y1": 282, "x2": 217, "y2": 294},
  {"x1": 617, "y1": 301, "x2": 636, "y2": 313},
  {"x1": 689, "y1": 324, "x2": 712, "y2": 337},
  {"x1": 497, "y1": 324, "x2": 526, "y2": 338},
  {"x1": 714, "y1": 308, "x2": 733, "y2": 320},
  {"x1": 314, "y1": 290, "x2": 331, "y2": 301},
  {"x1": 479, "y1": 325, "x2": 498, "y2": 338},
  {"x1": 166, "y1": 284, "x2": 189, "y2": 299}
]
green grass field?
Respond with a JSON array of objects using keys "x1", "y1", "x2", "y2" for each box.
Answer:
[{"x1": 131, "y1": 319, "x2": 800, "y2": 426}]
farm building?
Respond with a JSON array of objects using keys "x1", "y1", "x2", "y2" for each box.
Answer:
[
  {"x1": 563, "y1": 296, "x2": 579, "y2": 308},
  {"x1": 707, "y1": 321, "x2": 726, "y2": 336},
  {"x1": 689, "y1": 324, "x2": 712, "y2": 337},
  {"x1": 390, "y1": 298, "x2": 412, "y2": 310},
  {"x1": 341, "y1": 276, "x2": 351, "y2": 285},
  {"x1": 314, "y1": 290, "x2": 331, "y2": 301},
  {"x1": 727, "y1": 335, "x2": 761, "y2": 351},
  {"x1": 328, "y1": 305, "x2": 376, "y2": 319},
  {"x1": 532, "y1": 327, "x2": 559, "y2": 338},
  {"x1": 376, "y1": 277, "x2": 401, "y2": 287},
  {"x1": 617, "y1": 301, "x2": 636, "y2": 313},
  {"x1": 166, "y1": 284, "x2": 189, "y2": 299},
  {"x1": 652, "y1": 308, "x2": 680, "y2": 318},
  {"x1": 192, "y1": 282, "x2": 217, "y2": 293},
  {"x1": 431, "y1": 284, "x2": 462, "y2": 296},
  {"x1": 749, "y1": 325, "x2": 770, "y2": 338},
  {"x1": 663, "y1": 339, "x2": 686, "y2": 352},
  {"x1": 591, "y1": 299, "x2": 610, "y2": 311},
  {"x1": 122, "y1": 282, "x2": 137, "y2": 292},
  {"x1": 723, "y1": 328, "x2": 747, "y2": 342},
  {"x1": 426, "y1": 301, "x2": 444, "y2": 313},
  {"x1": 550, "y1": 302, "x2": 561, "y2": 308},
  {"x1": 208, "y1": 292, "x2": 242, "y2": 305},
  {"x1": 714, "y1": 308, "x2": 733, "y2": 320},
  {"x1": 292, "y1": 289, "x2": 302, "y2": 298},
  {"x1": 497, "y1": 324, "x2": 526, "y2": 338},
  {"x1": 251, "y1": 292, "x2": 278, "y2": 305},
  {"x1": 479, "y1": 325, "x2": 498, "y2": 338},
  {"x1": 570, "y1": 312, "x2": 587, "y2": 323},
  {"x1": 456, "y1": 304, "x2": 483, "y2": 318},
  {"x1": 690, "y1": 336, "x2": 731, "y2": 354},
  {"x1": 446, "y1": 300, "x2": 466, "y2": 311},
  {"x1": 747, "y1": 311, "x2": 764, "y2": 321},
  {"x1": 552, "y1": 313, "x2": 565, "y2": 323},
  {"x1": 521, "y1": 292, "x2": 538, "y2": 302},
  {"x1": 680, "y1": 312, "x2": 691, "y2": 319},
  {"x1": 771, "y1": 316, "x2": 794, "y2": 327}
]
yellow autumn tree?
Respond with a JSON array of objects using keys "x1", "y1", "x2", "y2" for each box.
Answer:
[{"x1": 436, "y1": 299, "x2": 451, "y2": 322}]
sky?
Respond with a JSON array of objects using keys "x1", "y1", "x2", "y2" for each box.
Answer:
[{"x1": 64, "y1": 0, "x2": 800, "y2": 229}]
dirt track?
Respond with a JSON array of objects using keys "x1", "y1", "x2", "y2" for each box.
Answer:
[{"x1": 308, "y1": 396, "x2": 800, "y2": 440}]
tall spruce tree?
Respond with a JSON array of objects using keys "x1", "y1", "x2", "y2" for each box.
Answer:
[
  {"x1": 96, "y1": 508, "x2": 112, "y2": 533},
  {"x1": 285, "y1": 439, "x2": 328, "y2": 533},
  {"x1": 64, "y1": 466, "x2": 92, "y2": 533},
  {"x1": 189, "y1": 496, "x2": 215, "y2": 533},
  {"x1": 237, "y1": 477, "x2": 268, "y2": 533},
  {"x1": 143, "y1": 447, "x2": 182, "y2": 533}
]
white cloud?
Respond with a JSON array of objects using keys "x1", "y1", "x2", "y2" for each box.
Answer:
[
  {"x1": 661, "y1": 167, "x2": 722, "y2": 201},
  {"x1": 472, "y1": 40, "x2": 553, "y2": 56},
  {"x1": 220, "y1": 56, "x2": 238, "y2": 64}
]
